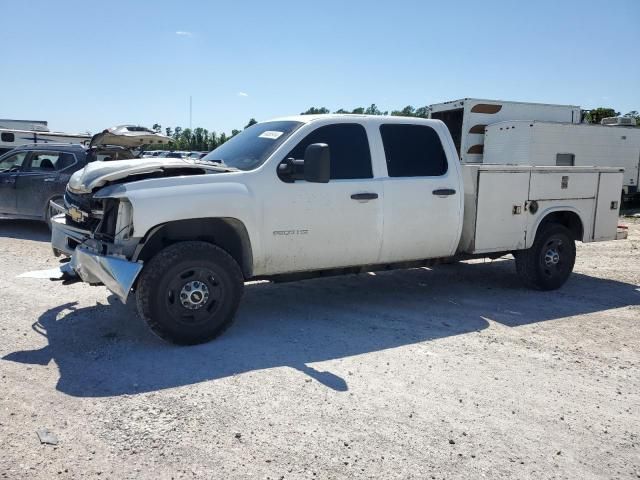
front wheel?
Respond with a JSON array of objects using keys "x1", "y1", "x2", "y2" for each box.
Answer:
[
  {"x1": 514, "y1": 223, "x2": 576, "y2": 290},
  {"x1": 136, "y1": 241, "x2": 244, "y2": 345}
]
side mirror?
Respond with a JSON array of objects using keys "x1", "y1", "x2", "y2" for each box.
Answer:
[{"x1": 303, "y1": 143, "x2": 330, "y2": 183}]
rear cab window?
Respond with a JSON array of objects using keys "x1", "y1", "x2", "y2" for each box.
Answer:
[
  {"x1": 380, "y1": 124, "x2": 448, "y2": 177},
  {"x1": 284, "y1": 123, "x2": 373, "y2": 180}
]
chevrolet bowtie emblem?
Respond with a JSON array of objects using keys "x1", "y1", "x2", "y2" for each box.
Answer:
[{"x1": 68, "y1": 206, "x2": 87, "y2": 223}]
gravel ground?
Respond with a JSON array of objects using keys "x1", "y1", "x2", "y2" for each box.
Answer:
[{"x1": 0, "y1": 217, "x2": 639, "y2": 479}]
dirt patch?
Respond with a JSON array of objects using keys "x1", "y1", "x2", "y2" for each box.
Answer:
[{"x1": 1, "y1": 219, "x2": 638, "y2": 479}]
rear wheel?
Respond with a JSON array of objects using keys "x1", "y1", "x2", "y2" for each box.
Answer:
[
  {"x1": 136, "y1": 241, "x2": 244, "y2": 345},
  {"x1": 515, "y1": 223, "x2": 576, "y2": 290}
]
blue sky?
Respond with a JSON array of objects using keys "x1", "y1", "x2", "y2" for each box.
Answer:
[{"x1": 1, "y1": 0, "x2": 638, "y2": 135}]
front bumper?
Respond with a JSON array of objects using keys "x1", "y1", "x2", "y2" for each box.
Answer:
[
  {"x1": 51, "y1": 214, "x2": 91, "y2": 256},
  {"x1": 51, "y1": 213, "x2": 142, "y2": 303},
  {"x1": 71, "y1": 246, "x2": 143, "y2": 303}
]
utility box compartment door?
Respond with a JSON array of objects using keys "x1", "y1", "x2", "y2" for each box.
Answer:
[
  {"x1": 474, "y1": 171, "x2": 530, "y2": 252},
  {"x1": 529, "y1": 172, "x2": 598, "y2": 200},
  {"x1": 593, "y1": 172, "x2": 623, "y2": 241}
]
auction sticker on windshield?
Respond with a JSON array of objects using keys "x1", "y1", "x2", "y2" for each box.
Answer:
[{"x1": 258, "y1": 131, "x2": 284, "y2": 139}]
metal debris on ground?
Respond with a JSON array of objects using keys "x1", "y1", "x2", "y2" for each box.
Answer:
[{"x1": 36, "y1": 428, "x2": 59, "y2": 445}]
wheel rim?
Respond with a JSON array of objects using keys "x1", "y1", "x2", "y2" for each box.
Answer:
[
  {"x1": 540, "y1": 236, "x2": 569, "y2": 278},
  {"x1": 165, "y1": 267, "x2": 224, "y2": 326}
]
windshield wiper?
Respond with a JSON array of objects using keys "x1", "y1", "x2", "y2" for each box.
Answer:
[{"x1": 195, "y1": 158, "x2": 240, "y2": 171}]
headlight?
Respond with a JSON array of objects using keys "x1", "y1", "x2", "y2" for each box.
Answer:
[{"x1": 114, "y1": 200, "x2": 134, "y2": 241}]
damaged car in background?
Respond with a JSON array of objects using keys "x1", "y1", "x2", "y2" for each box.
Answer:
[{"x1": 0, "y1": 125, "x2": 172, "y2": 227}]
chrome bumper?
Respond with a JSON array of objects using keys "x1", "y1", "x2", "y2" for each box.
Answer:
[
  {"x1": 50, "y1": 213, "x2": 142, "y2": 303},
  {"x1": 71, "y1": 246, "x2": 143, "y2": 303},
  {"x1": 51, "y1": 214, "x2": 90, "y2": 256}
]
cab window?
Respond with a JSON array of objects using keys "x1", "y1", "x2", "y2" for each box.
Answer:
[
  {"x1": 380, "y1": 124, "x2": 448, "y2": 177},
  {"x1": 285, "y1": 123, "x2": 372, "y2": 180}
]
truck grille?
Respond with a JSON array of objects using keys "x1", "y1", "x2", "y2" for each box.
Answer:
[{"x1": 64, "y1": 190, "x2": 102, "y2": 230}]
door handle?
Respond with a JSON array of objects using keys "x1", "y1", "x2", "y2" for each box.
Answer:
[
  {"x1": 432, "y1": 188, "x2": 456, "y2": 196},
  {"x1": 351, "y1": 192, "x2": 378, "y2": 201},
  {"x1": 43, "y1": 177, "x2": 57, "y2": 183}
]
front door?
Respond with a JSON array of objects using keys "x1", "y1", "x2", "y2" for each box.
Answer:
[
  {"x1": 15, "y1": 151, "x2": 77, "y2": 217},
  {"x1": 0, "y1": 151, "x2": 29, "y2": 215},
  {"x1": 259, "y1": 123, "x2": 383, "y2": 275}
]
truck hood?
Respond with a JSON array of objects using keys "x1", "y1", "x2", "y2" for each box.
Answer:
[{"x1": 67, "y1": 158, "x2": 228, "y2": 193}]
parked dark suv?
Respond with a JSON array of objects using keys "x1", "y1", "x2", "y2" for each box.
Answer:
[
  {"x1": 0, "y1": 144, "x2": 92, "y2": 226},
  {"x1": 0, "y1": 125, "x2": 172, "y2": 227}
]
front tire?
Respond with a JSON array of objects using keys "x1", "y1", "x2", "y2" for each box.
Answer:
[
  {"x1": 136, "y1": 241, "x2": 244, "y2": 345},
  {"x1": 515, "y1": 223, "x2": 576, "y2": 290}
]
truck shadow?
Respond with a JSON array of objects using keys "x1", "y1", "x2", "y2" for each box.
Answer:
[
  {"x1": 0, "y1": 219, "x2": 50, "y2": 242},
  {"x1": 3, "y1": 259, "x2": 639, "y2": 397}
]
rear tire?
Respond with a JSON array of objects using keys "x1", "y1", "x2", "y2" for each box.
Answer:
[
  {"x1": 515, "y1": 223, "x2": 576, "y2": 290},
  {"x1": 136, "y1": 241, "x2": 244, "y2": 345}
]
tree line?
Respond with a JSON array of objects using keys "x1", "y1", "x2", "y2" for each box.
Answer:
[{"x1": 148, "y1": 104, "x2": 639, "y2": 152}]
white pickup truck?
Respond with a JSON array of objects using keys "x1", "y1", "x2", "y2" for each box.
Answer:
[{"x1": 50, "y1": 115, "x2": 627, "y2": 344}]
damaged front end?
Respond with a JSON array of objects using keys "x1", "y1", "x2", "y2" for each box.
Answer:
[
  {"x1": 50, "y1": 154, "x2": 231, "y2": 301},
  {"x1": 48, "y1": 125, "x2": 228, "y2": 302},
  {"x1": 51, "y1": 191, "x2": 143, "y2": 303}
]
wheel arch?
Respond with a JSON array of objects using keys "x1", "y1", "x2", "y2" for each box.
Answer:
[
  {"x1": 529, "y1": 208, "x2": 585, "y2": 247},
  {"x1": 133, "y1": 217, "x2": 254, "y2": 279}
]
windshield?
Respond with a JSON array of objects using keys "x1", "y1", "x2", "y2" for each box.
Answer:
[{"x1": 202, "y1": 121, "x2": 302, "y2": 170}]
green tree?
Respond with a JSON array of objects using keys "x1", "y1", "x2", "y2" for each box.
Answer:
[
  {"x1": 165, "y1": 127, "x2": 173, "y2": 138},
  {"x1": 414, "y1": 106, "x2": 430, "y2": 118},
  {"x1": 244, "y1": 118, "x2": 258, "y2": 129},
  {"x1": 584, "y1": 107, "x2": 619, "y2": 124},
  {"x1": 231, "y1": 129, "x2": 241, "y2": 137},
  {"x1": 152, "y1": 123, "x2": 161, "y2": 133},
  {"x1": 207, "y1": 131, "x2": 218, "y2": 150},
  {"x1": 301, "y1": 107, "x2": 330, "y2": 115},
  {"x1": 364, "y1": 104, "x2": 386, "y2": 115},
  {"x1": 391, "y1": 105, "x2": 416, "y2": 117},
  {"x1": 334, "y1": 108, "x2": 350, "y2": 114},
  {"x1": 193, "y1": 128, "x2": 205, "y2": 150},
  {"x1": 351, "y1": 107, "x2": 365, "y2": 114}
]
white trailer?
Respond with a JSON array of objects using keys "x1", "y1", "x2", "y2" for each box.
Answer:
[
  {"x1": 0, "y1": 119, "x2": 48, "y2": 130},
  {"x1": 429, "y1": 98, "x2": 581, "y2": 164},
  {"x1": 0, "y1": 127, "x2": 91, "y2": 155},
  {"x1": 483, "y1": 120, "x2": 640, "y2": 199}
]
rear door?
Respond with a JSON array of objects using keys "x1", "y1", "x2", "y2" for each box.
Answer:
[
  {"x1": 378, "y1": 123, "x2": 463, "y2": 262},
  {"x1": 15, "y1": 151, "x2": 78, "y2": 217},
  {"x1": 0, "y1": 150, "x2": 29, "y2": 214}
]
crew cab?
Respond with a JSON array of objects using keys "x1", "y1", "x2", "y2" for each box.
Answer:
[{"x1": 49, "y1": 115, "x2": 627, "y2": 344}]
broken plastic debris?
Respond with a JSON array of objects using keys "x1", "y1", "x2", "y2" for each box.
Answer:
[
  {"x1": 37, "y1": 428, "x2": 59, "y2": 445},
  {"x1": 17, "y1": 267, "x2": 68, "y2": 279}
]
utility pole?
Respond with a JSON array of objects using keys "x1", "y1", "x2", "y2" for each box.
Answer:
[{"x1": 189, "y1": 95, "x2": 193, "y2": 130}]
